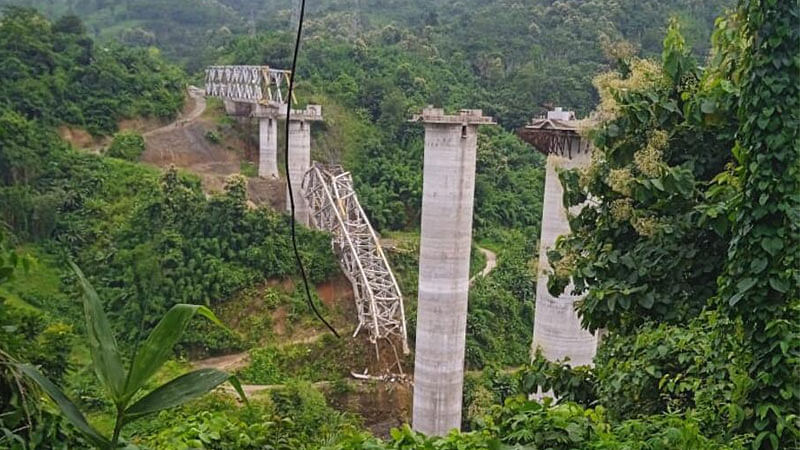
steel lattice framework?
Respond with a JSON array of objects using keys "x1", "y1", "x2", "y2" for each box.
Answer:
[
  {"x1": 303, "y1": 163, "x2": 409, "y2": 354},
  {"x1": 518, "y1": 117, "x2": 591, "y2": 159},
  {"x1": 204, "y1": 65, "x2": 292, "y2": 105}
]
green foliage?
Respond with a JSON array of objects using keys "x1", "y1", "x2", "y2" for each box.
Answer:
[
  {"x1": 592, "y1": 312, "x2": 749, "y2": 438},
  {"x1": 18, "y1": 263, "x2": 246, "y2": 448},
  {"x1": 239, "y1": 160, "x2": 257, "y2": 177},
  {"x1": 96, "y1": 171, "x2": 338, "y2": 344},
  {"x1": 142, "y1": 384, "x2": 358, "y2": 449},
  {"x1": 335, "y1": 396, "x2": 744, "y2": 449},
  {"x1": 3, "y1": 128, "x2": 338, "y2": 348},
  {"x1": 0, "y1": 109, "x2": 64, "y2": 186},
  {"x1": 474, "y1": 127, "x2": 546, "y2": 237},
  {"x1": 0, "y1": 7, "x2": 184, "y2": 135},
  {"x1": 24, "y1": 0, "x2": 730, "y2": 124},
  {"x1": 106, "y1": 131, "x2": 145, "y2": 161},
  {"x1": 548, "y1": 19, "x2": 735, "y2": 334},
  {"x1": 462, "y1": 368, "x2": 522, "y2": 429},
  {"x1": 239, "y1": 335, "x2": 369, "y2": 384},
  {"x1": 205, "y1": 129, "x2": 222, "y2": 144},
  {"x1": 545, "y1": 7, "x2": 799, "y2": 448},
  {"x1": 0, "y1": 233, "x2": 84, "y2": 448},
  {"x1": 713, "y1": 1, "x2": 800, "y2": 447},
  {"x1": 522, "y1": 351, "x2": 597, "y2": 407},
  {"x1": 466, "y1": 232, "x2": 537, "y2": 369}
]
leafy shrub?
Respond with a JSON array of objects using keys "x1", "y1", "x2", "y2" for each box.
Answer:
[
  {"x1": 547, "y1": 21, "x2": 734, "y2": 334},
  {"x1": 178, "y1": 319, "x2": 246, "y2": 359},
  {"x1": 239, "y1": 335, "x2": 366, "y2": 385},
  {"x1": 0, "y1": 234, "x2": 86, "y2": 448},
  {"x1": 106, "y1": 131, "x2": 145, "y2": 161},
  {"x1": 335, "y1": 397, "x2": 744, "y2": 449},
  {"x1": 205, "y1": 130, "x2": 222, "y2": 144},
  {"x1": 18, "y1": 263, "x2": 246, "y2": 448},
  {"x1": 145, "y1": 384, "x2": 357, "y2": 449},
  {"x1": 462, "y1": 367, "x2": 521, "y2": 429},
  {"x1": 521, "y1": 351, "x2": 597, "y2": 408},
  {"x1": 593, "y1": 316, "x2": 740, "y2": 427}
]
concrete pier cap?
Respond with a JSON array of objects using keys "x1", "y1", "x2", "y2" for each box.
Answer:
[
  {"x1": 410, "y1": 105, "x2": 495, "y2": 437},
  {"x1": 288, "y1": 104, "x2": 323, "y2": 122},
  {"x1": 410, "y1": 106, "x2": 496, "y2": 126}
]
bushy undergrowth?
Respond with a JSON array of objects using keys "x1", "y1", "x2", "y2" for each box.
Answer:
[
  {"x1": 239, "y1": 335, "x2": 370, "y2": 385},
  {"x1": 106, "y1": 131, "x2": 145, "y2": 161},
  {"x1": 335, "y1": 396, "x2": 747, "y2": 449},
  {"x1": 136, "y1": 385, "x2": 359, "y2": 449}
]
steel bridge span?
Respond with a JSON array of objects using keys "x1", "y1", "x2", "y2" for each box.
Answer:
[{"x1": 303, "y1": 163, "x2": 410, "y2": 356}]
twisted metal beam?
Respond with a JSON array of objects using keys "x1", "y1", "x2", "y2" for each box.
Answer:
[{"x1": 303, "y1": 163, "x2": 409, "y2": 354}]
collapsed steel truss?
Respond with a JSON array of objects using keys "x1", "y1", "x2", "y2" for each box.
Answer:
[
  {"x1": 518, "y1": 117, "x2": 591, "y2": 159},
  {"x1": 303, "y1": 163, "x2": 409, "y2": 354},
  {"x1": 205, "y1": 65, "x2": 292, "y2": 105}
]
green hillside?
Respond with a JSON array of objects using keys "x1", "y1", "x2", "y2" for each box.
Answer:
[{"x1": 2, "y1": 0, "x2": 798, "y2": 448}]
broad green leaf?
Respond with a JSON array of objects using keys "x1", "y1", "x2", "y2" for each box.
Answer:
[
  {"x1": 700, "y1": 99, "x2": 716, "y2": 114},
  {"x1": 70, "y1": 261, "x2": 126, "y2": 402},
  {"x1": 751, "y1": 258, "x2": 768, "y2": 273},
  {"x1": 124, "y1": 369, "x2": 244, "y2": 422},
  {"x1": 638, "y1": 292, "x2": 655, "y2": 309},
  {"x1": 16, "y1": 364, "x2": 110, "y2": 448},
  {"x1": 760, "y1": 237, "x2": 784, "y2": 256},
  {"x1": 124, "y1": 304, "x2": 225, "y2": 402},
  {"x1": 728, "y1": 292, "x2": 744, "y2": 307},
  {"x1": 650, "y1": 178, "x2": 664, "y2": 191},
  {"x1": 736, "y1": 277, "x2": 757, "y2": 293},
  {"x1": 226, "y1": 374, "x2": 249, "y2": 405},
  {"x1": 768, "y1": 277, "x2": 789, "y2": 293}
]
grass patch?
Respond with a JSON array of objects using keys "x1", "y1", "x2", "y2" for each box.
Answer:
[
  {"x1": 240, "y1": 161, "x2": 258, "y2": 177},
  {"x1": 238, "y1": 334, "x2": 371, "y2": 384}
]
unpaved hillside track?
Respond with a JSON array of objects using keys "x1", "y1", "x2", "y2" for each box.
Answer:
[
  {"x1": 141, "y1": 87, "x2": 237, "y2": 171},
  {"x1": 471, "y1": 246, "x2": 498, "y2": 284},
  {"x1": 143, "y1": 86, "x2": 207, "y2": 137}
]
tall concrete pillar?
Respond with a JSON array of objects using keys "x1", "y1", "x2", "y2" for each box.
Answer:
[
  {"x1": 285, "y1": 105, "x2": 322, "y2": 225},
  {"x1": 258, "y1": 116, "x2": 279, "y2": 178},
  {"x1": 253, "y1": 104, "x2": 280, "y2": 179},
  {"x1": 532, "y1": 140, "x2": 600, "y2": 367},
  {"x1": 410, "y1": 107, "x2": 495, "y2": 436}
]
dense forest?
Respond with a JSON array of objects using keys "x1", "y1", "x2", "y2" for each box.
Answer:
[{"x1": 2, "y1": 0, "x2": 798, "y2": 449}]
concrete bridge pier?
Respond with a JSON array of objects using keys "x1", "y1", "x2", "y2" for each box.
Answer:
[
  {"x1": 286, "y1": 105, "x2": 322, "y2": 225},
  {"x1": 519, "y1": 108, "x2": 601, "y2": 368},
  {"x1": 410, "y1": 107, "x2": 495, "y2": 436},
  {"x1": 254, "y1": 105, "x2": 280, "y2": 178},
  {"x1": 532, "y1": 149, "x2": 600, "y2": 367},
  {"x1": 260, "y1": 117, "x2": 278, "y2": 178}
]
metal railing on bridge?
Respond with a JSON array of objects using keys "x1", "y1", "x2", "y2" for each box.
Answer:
[{"x1": 302, "y1": 163, "x2": 409, "y2": 355}]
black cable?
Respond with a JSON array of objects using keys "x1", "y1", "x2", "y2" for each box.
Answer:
[{"x1": 284, "y1": 0, "x2": 340, "y2": 338}]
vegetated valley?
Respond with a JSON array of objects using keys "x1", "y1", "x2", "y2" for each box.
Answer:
[{"x1": 1, "y1": 0, "x2": 798, "y2": 449}]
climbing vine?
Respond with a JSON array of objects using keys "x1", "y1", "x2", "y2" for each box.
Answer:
[{"x1": 716, "y1": 1, "x2": 800, "y2": 447}]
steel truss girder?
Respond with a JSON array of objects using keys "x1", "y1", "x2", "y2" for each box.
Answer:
[
  {"x1": 204, "y1": 65, "x2": 292, "y2": 105},
  {"x1": 303, "y1": 163, "x2": 409, "y2": 354}
]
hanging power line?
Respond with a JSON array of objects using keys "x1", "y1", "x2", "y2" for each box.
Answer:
[{"x1": 284, "y1": 0, "x2": 340, "y2": 338}]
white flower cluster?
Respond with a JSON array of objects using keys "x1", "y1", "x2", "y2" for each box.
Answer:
[{"x1": 634, "y1": 130, "x2": 668, "y2": 177}]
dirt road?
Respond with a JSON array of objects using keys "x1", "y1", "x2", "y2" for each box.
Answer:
[{"x1": 471, "y1": 246, "x2": 498, "y2": 284}]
